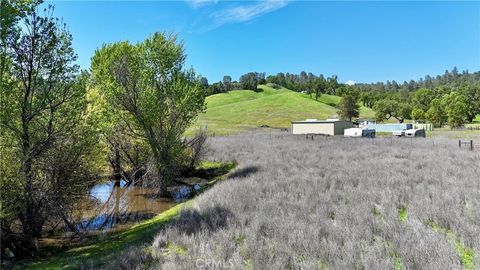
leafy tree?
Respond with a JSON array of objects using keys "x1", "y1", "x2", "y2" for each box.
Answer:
[
  {"x1": 460, "y1": 85, "x2": 480, "y2": 122},
  {"x1": 0, "y1": 0, "x2": 41, "y2": 81},
  {"x1": 411, "y1": 107, "x2": 426, "y2": 122},
  {"x1": 337, "y1": 94, "x2": 360, "y2": 121},
  {"x1": 222, "y1": 75, "x2": 232, "y2": 92},
  {"x1": 239, "y1": 72, "x2": 259, "y2": 91},
  {"x1": 208, "y1": 81, "x2": 224, "y2": 95},
  {"x1": 373, "y1": 99, "x2": 411, "y2": 123},
  {"x1": 311, "y1": 77, "x2": 327, "y2": 100},
  {"x1": 425, "y1": 98, "x2": 447, "y2": 127},
  {"x1": 443, "y1": 92, "x2": 469, "y2": 128},
  {"x1": 200, "y1": 77, "x2": 209, "y2": 90},
  {"x1": 411, "y1": 88, "x2": 435, "y2": 112},
  {"x1": 1, "y1": 6, "x2": 99, "y2": 257},
  {"x1": 91, "y1": 33, "x2": 205, "y2": 197}
]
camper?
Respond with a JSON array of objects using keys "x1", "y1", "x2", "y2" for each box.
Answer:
[
  {"x1": 344, "y1": 128, "x2": 376, "y2": 138},
  {"x1": 405, "y1": 129, "x2": 426, "y2": 138}
]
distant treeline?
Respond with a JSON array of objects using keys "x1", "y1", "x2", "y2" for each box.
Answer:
[
  {"x1": 201, "y1": 71, "x2": 344, "y2": 100},
  {"x1": 352, "y1": 68, "x2": 480, "y2": 127},
  {"x1": 203, "y1": 68, "x2": 480, "y2": 127}
]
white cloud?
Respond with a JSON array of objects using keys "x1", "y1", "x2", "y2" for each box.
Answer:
[
  {"x1": 211, "y1": 0, "x2": 290, "y2": 26},
  {"x1": 345, "y1": 80, "x2": 356, "y2": 86},
  {"x1": 187, "y1": 0, "x2": 218, "y2": 8}
]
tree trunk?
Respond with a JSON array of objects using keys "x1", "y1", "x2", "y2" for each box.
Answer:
[
  {"x1": 467, "y1": 113, "x2": 475, "y2": 123},
  {"x1": 112, "y1": 147, "x2": 122, "y2": 185},
  {"x1": 158, "y1": 169, "x2": 170, "y2": 197},
  {"x1": 20, "y1": 130, "x2": 38, "y2": 257}
]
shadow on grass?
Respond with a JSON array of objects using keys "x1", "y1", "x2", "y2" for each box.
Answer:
[
  {"x1": 228, "y1": 165, "x2": 260, "y2": 179},
  {"x1": 170, "y1": 206, "x2": 235, "y2": 235}
]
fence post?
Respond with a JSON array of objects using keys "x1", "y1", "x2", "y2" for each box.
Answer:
[{"x1": 471, "y1": 140, "x2": 473, "y2": 151}]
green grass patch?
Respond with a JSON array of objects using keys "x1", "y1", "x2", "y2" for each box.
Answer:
[
  {"x1": 317, "y1": 259, "x2": 329, "y2": 270},
  {"x1": 164, "y1": 241, "x2": 188, "y2": 256},
  {"x1": 397, "y1": 206, "x2": 407, "y2": 222},
  {"x1": 233, "y1": 233, "x2": 253, "y2": 270},
  {"x1": 21, "y1": 203, "x2": 186, "y2": 270},
  {"x1": 473, "y1": 114, "x2": 480, "y2": 123},
  {"x1": 427, "y1": 220, "x2": 476, "y2": 270},
  {"x1": 197, "y1": 160, "x2": 229, "y2": 170},
  {"x1": 391, "y1": 253, "x2": 404, "y2": 270}
]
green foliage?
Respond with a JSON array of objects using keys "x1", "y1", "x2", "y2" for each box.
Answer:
[
  {"x1": 425, "y1": 98, "x2": 447, "y2": 127},
  {"x1": 1, "y1": 5, "x2": 101, "y2": 257},
  {"x1": 411, "y1": 88, "x2": 435, "y2": 112},
  {"x1": 460, "y1": 85, "x2": 480, "y2": 122},
  {"x1": 239, "y1": 72, "x2": 260, "y2": 91},
  {"x1": 337, "y1": 94, "x2": 360, "y2": 121},
  {"x1": 222, "y1": 75, "x2": 232, "y2": 91},
  {"x1": 91, "y1": 32, "x2": 206, "y2": 196},
  {"x1": 443, "y1": 92, "x2": 469, "y2": 128},
  {"x1": 427, "y1": 220, "x2": 476, "y2": 270},
  {"x1": 267, "y1": 82, "x2": 282, "y2": 89},
  {"x1": 373, "y1": 99, "x2": 411, "y2": 123},
  {"x1": 411, "y1": 107, "x2": 425, "y2": 122},
  {"x1": 397, "y1": 206, "x2": 407, "y2": 222}
]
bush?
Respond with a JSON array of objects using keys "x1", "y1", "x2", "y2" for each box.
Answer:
[{"x1": 267, "y1": 83, "x2": 282, "y2": 89}]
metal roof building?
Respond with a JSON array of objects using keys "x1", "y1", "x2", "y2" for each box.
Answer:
[{"x1": 291, "y1": 119, "x2": 353, "y2": 136}]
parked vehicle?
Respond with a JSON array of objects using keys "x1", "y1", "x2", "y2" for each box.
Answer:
[
  {"x1": 405, "y1": 129, "x2": 426, "y2": 138},
  {"x1": 344, "y1": 128, "x2": 376, "y2": 138}
]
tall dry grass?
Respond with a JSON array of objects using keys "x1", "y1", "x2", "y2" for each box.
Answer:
[{"x1": 142, "y1": 134, "x2": 479, "y2": 269}]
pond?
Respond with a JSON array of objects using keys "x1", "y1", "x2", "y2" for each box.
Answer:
[{"x1": 70, "y1": 179, "x2": 177, "y2": 232}]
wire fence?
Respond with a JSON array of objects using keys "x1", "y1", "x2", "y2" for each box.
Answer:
[{"x1": 215, "y1": 131, "x2": 480, "y2": 152}]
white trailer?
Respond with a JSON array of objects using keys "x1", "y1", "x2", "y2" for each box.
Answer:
[{"x1": 344, "y1": 128, "x2": 376, "y2": 138}]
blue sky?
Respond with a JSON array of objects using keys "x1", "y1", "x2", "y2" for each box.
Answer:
[{"x1": 46, "y1": 0, "x2": 479, "y2": 84}]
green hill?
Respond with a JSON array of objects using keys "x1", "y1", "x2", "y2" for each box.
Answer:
[{"x1": 188, "y1": 85, "x2": 375, "y2": 135}]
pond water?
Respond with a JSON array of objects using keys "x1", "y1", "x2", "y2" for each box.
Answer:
[{"x1": 70, "y1": 179, "x2": 177, "y2": 232}]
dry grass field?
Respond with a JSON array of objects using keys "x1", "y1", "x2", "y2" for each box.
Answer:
[{"x1": 111, "y1": 133, "x2": 479, "y2": 270}]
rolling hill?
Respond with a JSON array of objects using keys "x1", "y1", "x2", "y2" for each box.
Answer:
[{"x1": 188, "y1": 85, "x2": 376, "y2": 135}]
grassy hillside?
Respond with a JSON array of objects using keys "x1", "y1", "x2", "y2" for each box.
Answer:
[{"x1": 188, "y1": 85, "x2": 375, "y2": 135}]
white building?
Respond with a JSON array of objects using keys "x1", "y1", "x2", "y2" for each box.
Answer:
[{"x1": 291, "y1": 119, "x2": 353, "y2": 136}]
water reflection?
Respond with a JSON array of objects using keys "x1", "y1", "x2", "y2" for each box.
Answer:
[{"x1": 72, "y1": 179, "x2": 176, "y2": 231}]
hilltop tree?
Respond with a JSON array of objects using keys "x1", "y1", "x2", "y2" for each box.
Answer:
[
  {"x1": 200, "y1": 77, "x2": 209, "y2": 90},
  {"x1": 91, "y1": 33, "x2": 205, "y2": 197},
  {"x1": 223, "y1": 75, "x2": 232, "y2": 91},
  {"x1": 337, "y1": 94, "x2": 360, "y2": 121},
  {"x1": 239, "y1": 72, "x2": 259, "y2": 91}
]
